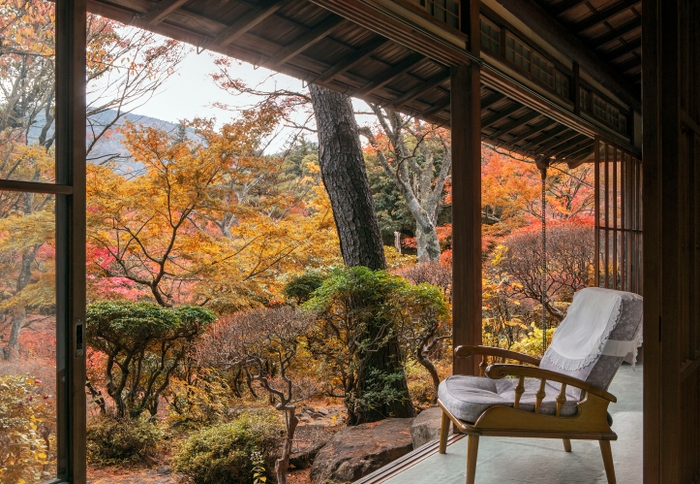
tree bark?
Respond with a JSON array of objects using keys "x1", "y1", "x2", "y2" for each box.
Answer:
[
  {"x1": 309, "y1": 84, "x2": 386, "y2": 270},
  {"x1": 309, "y1": 85, "x2": 414, "y2": 423}
]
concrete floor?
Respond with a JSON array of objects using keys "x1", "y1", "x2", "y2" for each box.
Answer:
[{"x1": 385, "y1": 364, "x2": 642, "y2": 484}]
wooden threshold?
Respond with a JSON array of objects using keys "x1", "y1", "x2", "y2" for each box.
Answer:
[{"x1": 353, "y1": 433, "x2": 465, "y2": 484}]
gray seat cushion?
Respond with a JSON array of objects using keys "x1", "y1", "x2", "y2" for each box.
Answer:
[{"x1": 438, "y1": 375, "x2": 579, "y2": 423}]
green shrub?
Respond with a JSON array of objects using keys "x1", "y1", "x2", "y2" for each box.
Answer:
[
  {"x1": 86, "y1": 414, "x2": 162, "y2": 466},
  {"x1": 85, "y1": 300, "x2": 216, "y2": 418},
  {"x1": 172, "y1": 410, "x2": 282, "y2": 484}
]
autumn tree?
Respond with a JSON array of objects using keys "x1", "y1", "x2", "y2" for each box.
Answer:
[
  {"x1": 361, "y1": 107, "x2": 451, "y2": 262},
  {"x1": 198, "y1": 306, "x2": 316, "y2": 484},
  {"x1": 87, "y1": 112, "x2": 338, "y2": 310},
  {"x1": 491, "y1": 219, "x2": 595, "y2": 323},
  {"x1": 0, "y1": 1, "x2": 186, "y2": 358}
]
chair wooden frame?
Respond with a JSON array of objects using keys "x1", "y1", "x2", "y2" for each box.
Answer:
[{"x1": 438, "y1": 345, "x2": 619, "y2": 484}]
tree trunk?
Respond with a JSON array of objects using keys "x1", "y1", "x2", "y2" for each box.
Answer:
[
  {"x1": 309, "y1": 85, "x2": 414, "y2": 423},
  {"x1": 275, "y1": 408, "x2": 298, "y2": 484},
  {"x1": 416, "y1": 222, "x2": 441, "y2": 262},
  {"x1": 309, "y1": 84, "x2": 386, "y2": 270}
]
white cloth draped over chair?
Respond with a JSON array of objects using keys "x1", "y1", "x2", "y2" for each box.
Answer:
[{"x1": 437, "y1": 287, "x2": 643, "y2": 484}]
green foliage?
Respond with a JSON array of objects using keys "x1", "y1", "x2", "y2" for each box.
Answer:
[
  {"x1": 0, "y1": 374, "x2": 54, "y2": 484},
  {"x1": 303, "y1": 266, "x2": 447, "y2": 422},
  {"x1": 172, "y1": 411, "x2": 282, "y2": 484},
  {"x1": 86, "y1": 414, "x2": 162, "y2": 466},
  {"x1": 85, "y1": 300, "x2": 216, "y2": 418},
  {"x1": 282, "y1": 269, "x2": 327, "y2": 304}
]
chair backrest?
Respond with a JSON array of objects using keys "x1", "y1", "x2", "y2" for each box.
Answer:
[{"x1": 540, "y1": 287, "x2": 643, "y2": 395}]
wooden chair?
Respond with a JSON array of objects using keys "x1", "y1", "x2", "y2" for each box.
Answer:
[{"x1": 437, "y1": 287, "x2": 643, "y2": 484}]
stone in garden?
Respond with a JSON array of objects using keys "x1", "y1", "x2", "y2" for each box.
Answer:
[
  {"x1": 310, "y1": 418, "x2": 414, "y2": 484},
  {"x1": 410, "y1": 406, "x2": 452, "y2": 449}
]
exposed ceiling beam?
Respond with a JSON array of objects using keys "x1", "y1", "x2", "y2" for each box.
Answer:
[
  {"x1": 572, "y1": 0, "x2": 640, "y2": 34},
  {"x1": 589, "y1": 17, "x2": 642, "y2": 49},
  {"x1": 564, "y1": 144, "x2": 595, "y2": 162},
  {"x1": 493, "y1": 0, "x2": 641, "y2": 112},
  {"x1": 556, "y1": 137, "x2": 594, "y2": 158},
  {"x1": 480, "y1": 91, "x2": 506, "y2": 110},
  {"x1": 422, "y1": 96, "x2": 450, "y2": 117},
  {"x1": 352, "y1": 53, "x2": 425, "y2": 97},
  {"x1": 260, "y1": 15, "x2": 344, "y2": 69},
  {"x1": 550, "y1": 0, "x2": 587, "y2": 16},
  {"x1": 602, "y1": 37, "x2": 641, "y2": 62},
  {"x1": 391, "y1": 70, "x2": 450, "y2": 109},
  {"x1": 313, "y1": 37, "x2": 389, "y2": 83},
  {"x1": 481, "y1": 104, "x2": 525, "y2": 129},
  {"x1": 505, "y1": 118, "x2": 557, "y2": 146},
  {"x1": 540, "y1": 132, "x2": 587, "y2": 155},
  {"x1": 615, "y1": 54, "x2": 641, "y2": 74},
  {"x1": 488, "y1": 111, "x2": 541, "y2": 140},
  {"x1": 519, "y1": 125, "x2": 568, "y2": 150},
  {"x1": 211, "y1": 0, "x2": 288, "y2": 47},
  {"x1": 140, "y1": 0, "x2": 191, "y2": 25}
]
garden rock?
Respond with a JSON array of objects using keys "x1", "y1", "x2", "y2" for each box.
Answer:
[
  {"x1": 310, "y1": 418, "x2": 414, "y2": 484},
  {"x1": 410, "y1": 406, "x2": 452, "y2": 449}
]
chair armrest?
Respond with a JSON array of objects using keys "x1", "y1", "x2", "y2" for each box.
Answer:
[
  {"x1": 455, "y1": 345, "x2": 541, "y2": 367},
  {"x1": 485, "y1": 364, "x2": 617, "y2": 403}
]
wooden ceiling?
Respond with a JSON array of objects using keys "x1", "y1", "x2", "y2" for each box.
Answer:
[
  {"x1": 87, "y1": 0, "x2": 615, "y2": 164},
  {"x1": 534, "y1": 0, "x2": 642, "y2": 92}
]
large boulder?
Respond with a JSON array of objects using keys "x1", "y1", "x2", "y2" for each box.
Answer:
[
  {"x1": 310, "y1": 418, "x2": 414, "y2": 484},
  {"x1": 410, "y1": 406, "x2": 452, "y2": 449}
]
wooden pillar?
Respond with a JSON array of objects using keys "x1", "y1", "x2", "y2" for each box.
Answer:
[
  {"x1": 452, "y1": 0, "x2": 482, "y2": 376},
  {"x1": 55, "y1": 0, "x2": 87, "y2": 481},
  {"x1": 643, "y1": 0, "x2": 700, "y2": 482}
]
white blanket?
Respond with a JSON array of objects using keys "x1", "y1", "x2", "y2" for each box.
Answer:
[{"x1": 545, "y1": 287, "x2": 641, "y2": 371}]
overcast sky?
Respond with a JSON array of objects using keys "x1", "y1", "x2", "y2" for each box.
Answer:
[{"x1": 126, "y1": 48, "x2": 374, "y2": 154}]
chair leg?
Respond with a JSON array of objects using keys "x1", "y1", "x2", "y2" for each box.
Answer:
[
  {"x1": 439, "y1": 410, "x2": 450, "y2": 454},
  {"x1": 599, "y1": 440, "x2": 617, "y2": 484},
  {"x1": 562, "y1": 438, "x2": 572, "y2": 452},
  {"x1": 466, "y1": 434, "x2": 480, "y2": 484}
]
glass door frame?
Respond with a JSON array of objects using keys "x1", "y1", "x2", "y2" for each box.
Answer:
[{"x1": 0, "y1": 0, "x2": 87, "y2": 481}]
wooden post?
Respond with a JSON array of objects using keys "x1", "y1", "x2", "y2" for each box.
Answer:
[
  {"x1": 55, "y1": 0, "x2": 87, "y2": 481},
  {"x1": 452, "y1": 0, "x2": 482, "y2": 376}
]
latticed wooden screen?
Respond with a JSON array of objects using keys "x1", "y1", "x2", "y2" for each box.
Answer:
[
  {"x1": 409, "y1": 0, "x2": 460, "y2": 29},
  {"x1": 594, "y1": 138, "x2": 643, "y2": 294}
]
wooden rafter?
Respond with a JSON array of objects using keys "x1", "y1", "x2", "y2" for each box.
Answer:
[
  {"x1": 602, "y1": 37, "x2": 641, "y2": 62},
  {"x1": 549, "y1": 0, "x2": 587, "y2": 16},
  {"x1": 615, "y1": 54, "x2": 642, "y2": 74},
  {"x1": 572, "y1": 0, "x2": 640, "y2": 34},
  {"x1": 480, "y1": 92, "x2": 506, "y2": 110},
  {"x1": 422, "y1": 96, "x2": 450, "y2": 117},
  {"x1": 488, "y1": 111, "x2": 541, "y2": 140},
  {"x1": 589, "y1": 17, "x2": 642, "y2": 49},
  {"x1": 554, "y1": 137, "x2": 594, "y2": 158},
  {"x1": 260, "y1": 15, "x2": 344, "y2": 69},
  {"x1": 492, "y1": 0, "x2": 641, "y2": 112},
  {"x1": 211, "y1": 0, "x2": 288, "y2": 47},
  {"x1": 391, "y1": 70, "x2": 450, "y2": 109},
  {"x1": 505, "y1": 118, "x2": 557, "y2": 146},
  {"x1": 352, "y1": 53, "x2": 425, "y2": 96},
  {"x1": 140, "y1": 0, "x2": 191, "y2": 25},
  {"x1": 540, "y1": 132, "x2": 588, "y2": 156},
  {"x1": 519, "y1": 125, "x2": 568, "y2": 150},
  {"x1": 563, "y1": 143, "x2": 595, "y2": 161},
  {"x1": 313, "y1": 37, "x2": 388, "y2": 83},
  {"x1": 481, "y1": 104, "x2": 524, "y2": 129}
]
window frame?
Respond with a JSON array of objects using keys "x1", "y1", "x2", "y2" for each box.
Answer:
[{"x1": 0, "y1": 0, "x2": 88, "y2": 482}]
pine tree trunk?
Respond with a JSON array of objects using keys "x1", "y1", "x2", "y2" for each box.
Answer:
[{"x1": 309, "y1": 85, "x2": 414, "y2": 423}]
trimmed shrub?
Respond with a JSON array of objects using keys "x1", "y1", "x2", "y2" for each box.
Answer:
[
  {"x1": 86, "y1": 414, "x2": 161, "y2": 466},
  {"x1": 172, "y1": 411, "x2": 282, "y2": 484}
]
